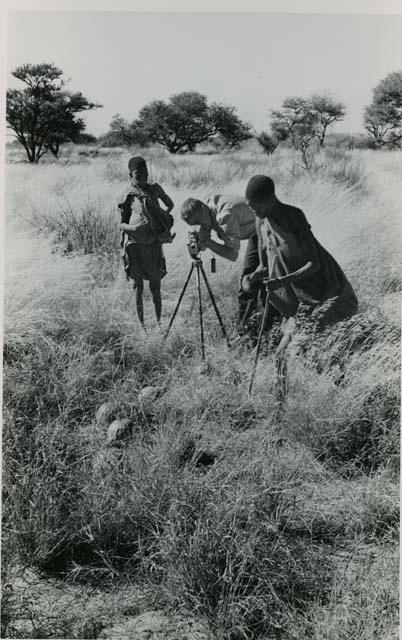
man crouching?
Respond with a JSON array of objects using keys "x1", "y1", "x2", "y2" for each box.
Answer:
[{"x1": 244, "y1": 174, "x2": 358, "y2": 392}]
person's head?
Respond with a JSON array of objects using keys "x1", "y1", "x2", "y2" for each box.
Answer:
[
  {"x1": 245, "y1": 175, "x2": 276, "y2": 218},
  {"x1": 128, "y1": 156, "x2": 148, "y2": 186},
  {"x1": 180, "y1": 198, "x2": 212, "y2": 230}
]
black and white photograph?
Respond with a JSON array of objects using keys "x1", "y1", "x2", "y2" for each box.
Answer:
[{"x1": 1, "y1": 1, "x2": 401, "y2": 638}]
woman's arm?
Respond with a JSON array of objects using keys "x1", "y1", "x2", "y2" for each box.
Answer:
[
  {"x1": 120, "y1": 221, "x2": 147, "y2": 233},
  {"x1": 157, "y1": 185, "x2": 174, "y2": 213}
]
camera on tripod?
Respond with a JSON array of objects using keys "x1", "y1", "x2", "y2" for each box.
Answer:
[
  {"x1": 187, "y1": 230, "x2": 201, "y2": 259},
  {"x1": 164, "y1": 230, "x2": 230, "y2": 358}
]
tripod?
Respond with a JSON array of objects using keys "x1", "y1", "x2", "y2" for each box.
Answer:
[{"x1": 164, "y1": 257, "x2": 230, "y2": 360}]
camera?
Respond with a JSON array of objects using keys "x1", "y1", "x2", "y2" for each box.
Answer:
[{"x1": 187, "y1": 230, "x2": 201, "y2": 258}]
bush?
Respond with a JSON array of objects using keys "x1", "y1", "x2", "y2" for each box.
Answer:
[
  {"x1": 256, "y1": 131, "x2": 279, "y2": 154},
  {"x1": 30, "y1": 197, "x2": 120, "y2": 255}
]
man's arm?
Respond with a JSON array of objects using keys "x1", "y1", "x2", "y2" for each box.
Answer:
[
  {"x1": 203, "y1": 236, "x2": 239, "y2": 262},
  {"x1": 198, "y1": 204, "x2": 240, "y2": 261}
]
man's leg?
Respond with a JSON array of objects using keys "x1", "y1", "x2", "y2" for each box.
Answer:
[
  {"x1": 274, "y1": 317, "x2": 297, "y2": 400},
  {"x1": 238, "y1": 235, "x2": 261, "y2": 331},
  {"x1": 149, "y1": 277, "x2": 162, "y2": 323}
]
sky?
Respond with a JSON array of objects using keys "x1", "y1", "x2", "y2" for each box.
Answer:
[{"x1": 6, "y1": 11, "x2": 402, "y2": 137}]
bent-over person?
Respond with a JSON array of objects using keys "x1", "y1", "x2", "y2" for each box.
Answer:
[
  {"x1": 244, "y1": 175, "x2": 358, "y2": 391},
  {"x1": 180, "y1": 194, "x2": 276, "y2": 334}
]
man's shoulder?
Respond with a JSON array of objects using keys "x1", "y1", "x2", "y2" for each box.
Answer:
[
  {"x1": 279, "y1": 202, "x2": 305, "y2": 217},
  {"x1": 280, "y1": 202, "x2": 310, "y2": 231},
  {"x1": 206, "y1": 194, "x2": 246, "y2": 210}
]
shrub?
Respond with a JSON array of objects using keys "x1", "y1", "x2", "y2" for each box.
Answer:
[{"x1": 256, "y1": 131, "x2": 279, "y2": 154}]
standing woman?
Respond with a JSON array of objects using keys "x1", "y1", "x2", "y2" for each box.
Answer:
[{"x1": 118, "y1": 156, "x2": 175, "y2": 327}]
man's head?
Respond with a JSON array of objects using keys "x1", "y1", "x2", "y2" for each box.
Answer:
[
  {"x1": 180, "y1": 198, "x2": 212, "y2": 230},
  {"x1": 128, "y1": 156, "x2": 148, "y2": 186},
  {"x1": 245, "y1": 175, "x2": 276, "y2": 218}
]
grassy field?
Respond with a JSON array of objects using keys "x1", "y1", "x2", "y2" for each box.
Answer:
[{"x1": 2, "y1": 143, "x2": 400, "y2": 639}]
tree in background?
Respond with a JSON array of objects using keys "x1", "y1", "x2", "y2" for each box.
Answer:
[
  {"x1": 136, "y1": 93, "x2": 210, "y2": 153},
  {"x1": 135, "y1": 91, "x2": 251, "y2": 153},
  {"x1": 270, "y1": 96, "x2": 312, "y2": 145},
  {"x1": 269, "y1": 92, "x2": 346, "y2": 168},
  {"x1": 6, "y1": 63, "x2": 101, "y2": 163},
  {"x1": 270, "y1": 93, "x2": 345, "y2": 150},
  {"x1": 99, "y1": 114, "x2": 150, "y2": 148},
  {"x1": 309, "y1": 92, "x2": 346, "y2": 147},
  {"x1": 364, "y1": 71, "x2": 402, "y2": 149},
  {"x1": 270, "y1": 96, "x2": 321, "y2": 168},
  {"x1": 256, "y1": 131, "x2": 279, "y2": 154},
  {"x1": 208, "y1": 103, "x2": 252, "y2": 149}
]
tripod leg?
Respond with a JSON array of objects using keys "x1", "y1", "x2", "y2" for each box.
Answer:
[
  {"x1": 239, "y1": 299, "x2": 252, "y2": 333},
  {"x1": 164, "y1": 263, "x2": 194, "y2": 338},
  {"x1": 248, "y1": 290, "x2": 273, "y2": 395},
  {"x1": 248, "y1": 256, "x2": 278, "y2": 395},
  {"x1": 195, "y1": 262, "x2": 206, "y2": 360},
  {"x1": 199, "y1": 263, "x2": 230, "y2": 347}
]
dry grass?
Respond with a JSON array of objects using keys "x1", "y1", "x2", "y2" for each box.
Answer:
[{"x1": 2, "y1": 144, "x2": 400, "y2": 639}]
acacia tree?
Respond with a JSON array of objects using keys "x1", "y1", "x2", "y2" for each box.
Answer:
[
  {"x1": 137, "y1": 93, "x2": 210, "y2": 153},
  {"x1": 208, "y1": 103, "x2": 252, "y2": 148},
  {"x1": 136, "y1": 92, "x2": 251, "y2": 153},
  {"x1": 270, "y1": 97, "x2": 321, "y2": 168},
  {"x1": 269, "y1": 92, "x2": 346, "y2": 167},
  {"x1": 270, "y1": 93, "x2": 345, "y2": 149},
  {"x1": 309, "y1": 92, "x2": 346, "y2": 147},
  {"x1": 270, "y1": 96, "x2": 312, "y2": 144},
  {"x1": 364, "y1": 71, "x2": 402, "y2": 149},
  {"x1": 6, "y1": 63, "x2": 101, "y2": 162}
]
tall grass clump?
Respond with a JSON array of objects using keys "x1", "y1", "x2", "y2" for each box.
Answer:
[
  {"x1": 154, "y1": 441, "x2": 334, "y2": 638},
  {"x1": 3, "y1": 146, "x2": 401, "y2": 638},
  {"x1": 285, "y1": 541, "x2": 399, "y2": 640},
  {"x1": 278, "y1": 311, "x2": 400, "y2": 477},
  {"x1": 32, "y1": 196, "x2": 120, "y2": 255}
]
